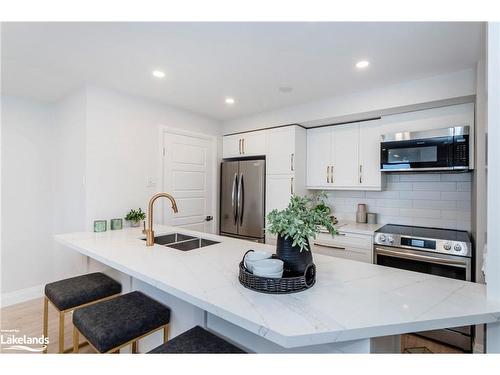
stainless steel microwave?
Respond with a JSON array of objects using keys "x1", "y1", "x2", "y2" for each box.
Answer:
[{"x1": 380, "y1": 126, "x2": 471, "y2": 172}]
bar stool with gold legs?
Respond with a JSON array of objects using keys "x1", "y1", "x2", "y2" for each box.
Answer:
[
  {"x1": 72, "y1": 291, "x2": 171, "y2": 354},
  {"x1": 43, "y1": 272, "x2": 122, "y2": 353}
]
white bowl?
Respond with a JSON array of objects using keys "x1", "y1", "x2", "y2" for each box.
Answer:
[
  {"x1": 253, "y1": 269, "x2": 284, "y2": 279},
  {"x1": 252, "y1": 259, "x2": 284, "y2": 274},
  {"x1": 244, "y1": 251, "x2": 272, "y2": 271}
]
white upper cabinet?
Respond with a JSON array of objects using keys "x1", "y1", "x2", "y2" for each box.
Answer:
[
  {"x1": 222, "y1": 134, "x2": 241, "y2": 158},
  {"x1": 266, "y1": 126, "x2": 296, "y2": 174},
  {"x1": 222, "y1": 130, "x2": 267, "y2": 158},
  {"x1": 331, "y1": 124, "x2": 359, "y2": 188},
  {"x1": 358, "y1": 119, "x2": 383, "y2": 189},
  {"x1": 306, "y1": 127, "x2": 332, "y2": 188},
  {"x1": 307, "y1": 120, "x2": 383, "y2": 190}
]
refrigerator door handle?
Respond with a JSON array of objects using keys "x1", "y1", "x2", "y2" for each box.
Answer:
[
  {"x1": 232, "y1": 173, "x2": 238, "y2": 225},
  {"x1": 238, "y1": 173, "x2": 244, "y2": 225}
]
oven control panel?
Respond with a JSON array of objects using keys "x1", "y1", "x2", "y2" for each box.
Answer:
[{"x1": 374, "y1": 233, "x2": 471, "y2": 257}]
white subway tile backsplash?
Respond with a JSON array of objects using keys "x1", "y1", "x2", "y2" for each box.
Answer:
[
  {"x1": 441, "y1": 191, "x2": 471, "y2": 201},
  {"x1": 440, "y1": 173, "x2": 472, "y2": 182},
  {"x1": 399, "y1": 190, "x2": 441, "y2": 200},
  {"x1": 386, "y1": 175, "x2": 400, "y2": 183},
  {"x1": 412, "y1": 199, "x2": 457, "y2": 210},
  {"x1": 323, "y1": 173, "x2": 471, "y2": 232},
  {"x1": 399, "y1": 208, "x2": 441, "y2": 219},
  {"x1": 366, "y1": 190, "x2": 400, "y2": 199},
  {"x1": 399, "y1": 173, "x2": 441, "y2": 182},
  {"x1": 376, "y1": 199, "x2": 413, "y2": 208},
  {"x1": 411, "y1": 218, "x2": 458, "y2": 230},
  {"x1": 441, "y1": 210, "x2": 470, "y2": 221},
  {"x1": 457, "y1": 182, "x2": 472, "y2": 192},
  {"x1": 412, "y1": 182, "x2": 457, "y2": 191},
  {"x1": 386, "y1": 182, "x2": 412, "y2": 191}
]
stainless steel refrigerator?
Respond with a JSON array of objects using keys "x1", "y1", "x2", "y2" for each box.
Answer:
[{"x1": 220, "y1": 159, "x2": 265, "y2": 242}]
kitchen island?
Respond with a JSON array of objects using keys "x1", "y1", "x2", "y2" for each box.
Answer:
[{"x1": 55, "y1": 225, "x2": 500, "y2": 353}]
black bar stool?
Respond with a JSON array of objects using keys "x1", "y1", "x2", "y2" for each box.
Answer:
[
  {"x1": 43, "y1": 272, "x2": 122, "y2": 353},
  {"x1": 72, "y1": 291, "x2": 171, "y2": 353},
  {"x1": 148, "y1": 326, "x2": 246, "y2": 354}
]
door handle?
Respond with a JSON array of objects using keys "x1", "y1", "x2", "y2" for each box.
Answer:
[
  {"x1": 326, "y1": 166, "x2": 330, "y2": 183},
  {"x1": 290, "y1": 176, "x2": 294, "y2": 195},
  {"x1": 291, "y1": 153, "x2": 294, "y2": 171},
  {"x1": 359, "y1": 165, "x2": 363, "y2": 184},
  {"x1": 238, "y1": 139, "x2": 242, "y2": 154},
  {"x1": 330, "y1": 165, "x2": 334, "y2": 183},
  {"x1": 242, "y1": 138, "x2": 245, "y2": 154},
  {"x1": 232, "y1": 173, "x2": 238, "y2": 225},
  {"x1": 238, "y1": 173, "x2": 244, "y2": 225},
  {"x1": 205, "y1": 216, "x2": 214, "y2": 221}
]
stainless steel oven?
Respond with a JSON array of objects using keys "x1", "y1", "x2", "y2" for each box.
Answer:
[
  {"x1": 380, "y1": 126, "x2": 470, "y2": 172},
  {"x1": 374, "y1": 224, "x2": 474, "y2": 352}
]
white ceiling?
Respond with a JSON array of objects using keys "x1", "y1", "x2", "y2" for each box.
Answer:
[{"x1": 1, "y1": 22, "x2": 483, "y2": 120}]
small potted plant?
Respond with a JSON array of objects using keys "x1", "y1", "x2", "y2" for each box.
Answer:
[
  {"x1": 267, "y1": 195, "x2": 337, "y2": 274},
  {"x1": 125, "y1": 208, "x2": 146, "y2": 227}
]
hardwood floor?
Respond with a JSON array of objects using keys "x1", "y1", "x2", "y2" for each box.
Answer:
[{"x1": 1, "y1": 298, "x2": 94, "y2": 354}]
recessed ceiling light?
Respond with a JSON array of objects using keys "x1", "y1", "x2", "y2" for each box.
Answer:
[
  {"x1": 152, "y1": 70, "x2": 165, "y2": 78},
  {"x1": 225, "y1": 97, "x2": 235, "y2": 105},
  {"x1": 355, "y1": 60, "x2": 370, "y2": 69}
]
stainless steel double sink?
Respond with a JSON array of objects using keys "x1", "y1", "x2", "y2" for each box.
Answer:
[{"x1": 142, "y1": 232, "x2": 220, "y2": 251}]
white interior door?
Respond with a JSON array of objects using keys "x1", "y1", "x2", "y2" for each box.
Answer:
[{"x1": 163, "y1": 131, "x2": 214, "y2": 233}]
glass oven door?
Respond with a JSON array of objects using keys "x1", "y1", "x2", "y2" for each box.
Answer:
[
  {"x1": 381, "y1": 136, "x2": 454, "y2": 171},
  {"x1": 374, "y1": 246, "x2": 471, "y2": 281}
]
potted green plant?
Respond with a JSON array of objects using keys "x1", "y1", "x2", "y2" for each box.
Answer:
[
  {"x1": 266, "y1": 195, "x2": 337, "y2": 274},
  {"x1": 125, "y1": 208, "x2": 146, "y2": 227}
]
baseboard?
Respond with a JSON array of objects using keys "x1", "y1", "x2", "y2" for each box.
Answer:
[{"x1": 1, "y1": 284, "x2": 44, "y2": 308}]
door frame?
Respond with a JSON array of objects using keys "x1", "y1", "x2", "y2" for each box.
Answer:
[{"x1": 158, "y1": 125, "x2": 218, "y2": 233}]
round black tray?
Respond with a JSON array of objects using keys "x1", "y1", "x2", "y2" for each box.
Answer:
[{"x1": 238, "y1": 250, "x2": 316, "y2": 294}]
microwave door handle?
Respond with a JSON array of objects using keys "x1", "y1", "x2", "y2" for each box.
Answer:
[{"x1": 375, "y1": 247, "x2": 468, "y2": 268}]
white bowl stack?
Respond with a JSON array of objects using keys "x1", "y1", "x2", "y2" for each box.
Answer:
[{"x1": 244, "y1": 251, "x2": 284, "y2": 278}]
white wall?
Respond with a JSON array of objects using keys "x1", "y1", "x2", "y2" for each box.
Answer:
[
  {"x1": 1, "y1": 97, "x2": 57, "y2": 298},
  {"x1": 1, "y1": 87, "x2": 223, "y2": 305},
  {"x1": 223, "y1": 69, "x2": 476, "y2": 134},
  {"x1": 84, "y1": 86, "x2": 222, "y2": 229}
]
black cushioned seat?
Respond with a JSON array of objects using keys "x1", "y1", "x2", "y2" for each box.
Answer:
[
  {"x1": 73, "y1": 291, "x2": 171, "y2": 353},
  {"x1": 45, "y1": 272, "x2": 121, "y2": 311},
  {"x1": 148, "y1": 326, "x2": 245, "y2": 354}
]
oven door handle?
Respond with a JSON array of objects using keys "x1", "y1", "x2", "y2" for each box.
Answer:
[{"x1": 375, "y1": 247, "x2": 468, "y2": 268}]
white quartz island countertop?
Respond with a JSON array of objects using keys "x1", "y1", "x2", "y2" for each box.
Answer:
[{"x1": 55, "y1": 226, "x2": 500, "y2": 349}]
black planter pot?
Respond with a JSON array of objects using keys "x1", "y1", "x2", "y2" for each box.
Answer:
[{"x1": 276, "y1": 235, "x2": 313, "y2": 275}]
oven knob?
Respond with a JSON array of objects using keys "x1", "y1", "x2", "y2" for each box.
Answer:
[
  {"x1": 387, "y1": 236, "x2": 394, "y2": 244},
  {"x1": 443, "y1": 242, "x2": 452, "y2": 251},
  {"x1": 454, "y1": 244, "x2": 462, "y2": 252},
  {"x1": 378, "y1": 234, "x2": 386, "y2": 242}
]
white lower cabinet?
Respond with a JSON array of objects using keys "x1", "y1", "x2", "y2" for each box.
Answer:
[{"x1": 310, "y1": 231, "x2": 373, "y2": 263}]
